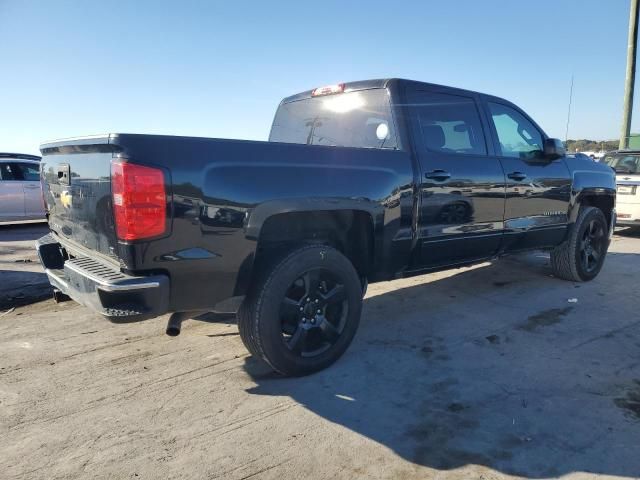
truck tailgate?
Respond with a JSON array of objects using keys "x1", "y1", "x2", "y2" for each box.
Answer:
[{"x1": 40, "y1": 136, "x2": 119, "y2": 260}]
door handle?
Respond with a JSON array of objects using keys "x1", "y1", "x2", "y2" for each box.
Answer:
[
  {"x1": 507, "y1": 171, "x2": 527, "y2": 181},
  {"x1": 425, "y1": 170, "x2": 451, "y2": 181},
  {"x1": 24, "y1": 184, "x2": 41, "y2": 189}
]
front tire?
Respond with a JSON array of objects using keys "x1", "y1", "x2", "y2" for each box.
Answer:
[
  {"x1": 551, "y1": 206, "x2": 609, "y2": 282},
  {"x1": 237, "y1": 245, "x2": 363, "y2": 376}
]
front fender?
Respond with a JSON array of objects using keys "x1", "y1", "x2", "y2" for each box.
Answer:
[{"x1": 567, "y1": 167, "x2": 616, "y2": 227}]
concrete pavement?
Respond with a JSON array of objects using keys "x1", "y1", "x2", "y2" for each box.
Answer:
[{"x1": 1, "y1": 224, "x2": 639, "y2": 479}]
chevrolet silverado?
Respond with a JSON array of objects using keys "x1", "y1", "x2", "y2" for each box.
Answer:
[{"x1": 36, "y1": 79, "x2": 616, "y2": 376}]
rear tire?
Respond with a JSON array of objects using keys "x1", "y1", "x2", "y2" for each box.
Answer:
[
  {"x1": 551, "y1": 206, "x2": 609, "y2": 282},
  {"x1": 237, "y1": 245, "x2": 363, "y2": 376},
  {"x1": 360, "y1": 276, "x2": 368, "y2": 298}
]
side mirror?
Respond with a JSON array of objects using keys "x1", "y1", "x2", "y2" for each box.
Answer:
[{"x1": 543, "y1": 138, "x2": 565, "y2": 159}]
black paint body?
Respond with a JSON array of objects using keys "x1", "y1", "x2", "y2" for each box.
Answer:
[{"x1": 38, "y1": 79, "x2": 616, "y2": 319}]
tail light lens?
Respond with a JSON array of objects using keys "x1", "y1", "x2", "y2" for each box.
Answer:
[{"x1": 111, "y1": 161, "x2": 166, "y2": 241}]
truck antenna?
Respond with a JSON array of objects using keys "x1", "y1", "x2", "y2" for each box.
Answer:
[{"x1": 565, "y1": 74, "x2": 574, "y2": 143}]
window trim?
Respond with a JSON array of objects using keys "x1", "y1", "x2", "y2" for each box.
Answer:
[
  {"x1": 482, "y1": 98, "x2": 547, "y2": 160},
  {"x1": 404, "y1": 89, "x2": 490, "y2": 157}
]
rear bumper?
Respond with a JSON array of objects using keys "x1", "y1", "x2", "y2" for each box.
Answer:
[{"x1": 36, "y1": 234, "x2": 169, "y2": 322}]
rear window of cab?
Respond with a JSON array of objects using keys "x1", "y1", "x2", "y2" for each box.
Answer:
[{"x1": 269, "y1": 88, "x2": 398, "y2": 150}]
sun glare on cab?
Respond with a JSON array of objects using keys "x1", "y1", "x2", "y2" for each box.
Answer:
[{"x1": 322, "y1": 92, "x2": 366, "y2": 113}]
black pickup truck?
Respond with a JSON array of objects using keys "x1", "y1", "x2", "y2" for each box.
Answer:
[{"x1": 37, "y1": 78, "x2": 616, "y2": 376}]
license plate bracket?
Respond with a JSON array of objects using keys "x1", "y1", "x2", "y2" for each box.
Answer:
[{"x1": 617, "y1": 185, "x2": 636, "y2": 195}]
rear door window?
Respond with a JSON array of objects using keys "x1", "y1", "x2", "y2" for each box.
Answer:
[
  {"x1": 0, "y1": 163, "x2": 20, "y2": 180},
  {"x1": 15, "y1": 162, "x2": 40, "y2": 181},
  {"x1": 407, "y1": 92, "x2": 487, "y2": 156}
]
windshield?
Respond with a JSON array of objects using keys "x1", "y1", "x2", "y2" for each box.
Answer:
[
  {"x1": 269, "y1": 88, "x2": 398, "y2": 149},
  {"x1": 603, "y1": 153, "x2": 640, "y2": 174}
]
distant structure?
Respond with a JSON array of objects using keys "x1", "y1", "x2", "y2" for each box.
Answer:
[
  {"x1": 580, "y1": 150, "x2": 606, "y2": 160},
  {"x1": 626, "y1": 133, "x2": 640, "y2": 149}
]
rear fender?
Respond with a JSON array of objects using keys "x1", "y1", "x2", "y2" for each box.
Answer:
[
  {"x1": 232, "y1": 198, "x2": 383, "y2": 296},
  {"x1": 245, "y1": 198, "x2": 383, "y2": 241}
]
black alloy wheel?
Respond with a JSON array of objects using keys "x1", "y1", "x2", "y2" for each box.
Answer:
[
  {"x1": 579, "y1": 218, "x2": 606, "y2": 274},
  {"x1": 280, "y1": 269, "x2": 348, "y2": 357},
  {"x1": 237, "y1": 245, "x2": 363, "y2": 376},
  {"x1": 551, "y1": 206, "x2": 609, "y2": 282}
]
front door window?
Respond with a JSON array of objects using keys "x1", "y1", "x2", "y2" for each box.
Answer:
[{"x1": 488, "y1": 102, "x2": 543, "y2": 159}]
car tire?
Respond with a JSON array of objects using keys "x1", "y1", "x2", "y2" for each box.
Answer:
[
  {"x1": 237, "y1": 244, "x2": 363, "y2": 376},
  {"x1": 237, "y1": 300, "x2": 260, "y2": 358},
  {"x1": 551, "y1": 206, "x2": 609, "y2": 282},
  {"x1": 361, "y1": 276, "x2": 368, "y2": 298}
]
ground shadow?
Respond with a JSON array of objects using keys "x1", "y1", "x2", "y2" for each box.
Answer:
[
  {"x1": 196, "y1": 311, "x2": 236, "y2": 324},
  {"x1": 243, "y1": 251, "x2": 640, "y2": 478},
  {"x1": 616, "y1": 226, "x2": 640, "y2": 238},
  {"x1": 0, "y1": 223, "x2": 49, "y2": 242},
  {"x1": 0, "y1": 269, "x2": 52, "y2": 309}
]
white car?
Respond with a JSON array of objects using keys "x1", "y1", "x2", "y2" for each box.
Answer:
[
  {"x1": 602, "y1": 151, "x2": 640, "y2": 228},
  {"x1": 0, "y1": 153, "x2": 46, "y2": 222}
]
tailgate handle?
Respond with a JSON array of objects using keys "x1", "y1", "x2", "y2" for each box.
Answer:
[{"x1": 57, "y1": 164, "x2": 71, "y2": 185}]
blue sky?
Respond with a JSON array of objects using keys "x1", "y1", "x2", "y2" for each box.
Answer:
[{"x1": 0, "y1": 0, "x2": 634, "y2": 155}]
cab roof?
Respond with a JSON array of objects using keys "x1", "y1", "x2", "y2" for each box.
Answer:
[
  {"x1": 280, "y1": 78, "x2": 502, "y2": 104},
  {"x1": 0, "y1": 152, "x2": 41, "y2": 161}
]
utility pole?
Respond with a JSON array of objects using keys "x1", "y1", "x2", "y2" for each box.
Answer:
[{"x1": 620, "y1": 0, "x2": 639, "y2": 150}]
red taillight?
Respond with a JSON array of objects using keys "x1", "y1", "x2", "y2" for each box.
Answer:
[{"x1": 111, "y1": 161, "x2": 166, "y2": 241}]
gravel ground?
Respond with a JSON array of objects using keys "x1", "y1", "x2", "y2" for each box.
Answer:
[{"x1": 1, "y1": 225, "x2": 639, "y2": 479}]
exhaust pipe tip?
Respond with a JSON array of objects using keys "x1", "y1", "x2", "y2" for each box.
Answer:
[
  {"x1": 166, "y1": 325, "x2": 181, "y2": 336},
  {"x1": 166, "y1": 312, "x2": 184, "y2": 337},
  {"x1": 165, "y1": 311, "x2": 206, "y2": 337}
]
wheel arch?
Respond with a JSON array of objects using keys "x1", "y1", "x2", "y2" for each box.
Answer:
[
  {"x1": 570, "y1": 188, "x2": 616, "y2": 230},
  {"x1": 568, "y1": 169, "x2": 616, "y2": 226},
  {"x1": 235, "y1": 199, "x2": 381, "y2": 296}
]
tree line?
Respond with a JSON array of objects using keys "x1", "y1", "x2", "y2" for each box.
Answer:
[{"x1": 565, "y1": 139, "x2": 618, "y2": 152}]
